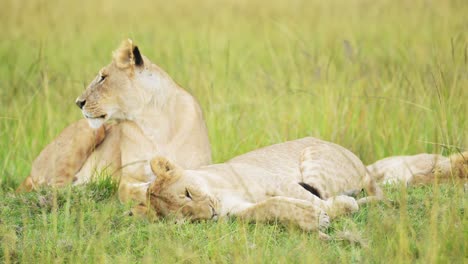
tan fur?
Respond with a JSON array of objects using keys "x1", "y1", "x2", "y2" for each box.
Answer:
[
  {"x1": 113, "y1": 39, "x2": 138, "y2": 69},
  {"x1": 147, "y1": 137, "x2": 382, "y2": 232},
  {"x1": 17, "y1": 119, "x2": 105, "y2": 192},
  {"x1": 16, "y1": 175, "x2": 34, "y2": 193},
  {"x1": 367, "y1": 151, "x2": 468, "y2": 186},
  {"x1": 18, "y1": 40, "x2": 212, "y2": 202}
]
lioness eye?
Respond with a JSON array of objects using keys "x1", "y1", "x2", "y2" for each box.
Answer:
[{"x1": 185, "y1": 188, "x2": 192, "y2": 200}]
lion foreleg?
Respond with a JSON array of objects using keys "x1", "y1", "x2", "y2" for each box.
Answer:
[
  {"x1": 235, "y1": 197, "x2": 330, "y2": 232},
  {"x1": 278, "y1": 181, "x2": 359, "y2": 219}
]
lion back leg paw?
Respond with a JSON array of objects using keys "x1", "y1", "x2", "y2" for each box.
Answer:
[{"x1": 323, "y1": 195, "x2": 359, "y2": 219}]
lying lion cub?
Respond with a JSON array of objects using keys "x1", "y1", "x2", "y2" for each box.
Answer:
[{"x1": 147, "y1": 137, "x2": 383, "y2": 232}]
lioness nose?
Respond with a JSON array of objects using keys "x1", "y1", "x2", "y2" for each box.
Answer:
[{"x1": 75, "y1": 99, "x2": 86, "y2": 109}]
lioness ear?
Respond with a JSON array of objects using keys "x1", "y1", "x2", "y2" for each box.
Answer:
[
  {"x1": 113, "y1": 39, "x2": 144, "y2": 69},
  {"x1": 132, "y1": 46, "x2": 143, "y2": 67}
]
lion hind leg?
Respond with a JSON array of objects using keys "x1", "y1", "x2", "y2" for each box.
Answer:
[
  {"x1": 278, "y1": 181, "x2": 358, "y2": 219},
  {"x1": 299, "y1": 145, "x2": 384, "y2": 206},
  {"x1": 19, "y1": 119, "x2": 105, "y2": 191},
  {"x1": 299, "y1": 145, "x2": 373, "y2": 199},
  {"x1": 298, "y1": 146, "x2": 333, "y2": 199}
]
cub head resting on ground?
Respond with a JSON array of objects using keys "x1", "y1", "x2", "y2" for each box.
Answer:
[{"x1": 145, "y1": 137, "x2": 383, "y2": 234}]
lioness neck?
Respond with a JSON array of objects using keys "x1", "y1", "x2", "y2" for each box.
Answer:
[
  {"x1": 129, "y1": 64, "x2": 181, "y2": 140},
  {"x1": 127, "y1": 63, "x2": 203, "y2": 166},
  {"x1": 139, "y1": 64, "x2": 178, "y2": 107}
]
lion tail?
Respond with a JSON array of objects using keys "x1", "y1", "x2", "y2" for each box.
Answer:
[{"x1": 16, "y1": 175, "x2": 34, "y2": 193}]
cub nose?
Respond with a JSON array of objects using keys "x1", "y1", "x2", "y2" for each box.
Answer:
[{"x1": 75, "y1": 99, "x2": 86, "y2": 109}]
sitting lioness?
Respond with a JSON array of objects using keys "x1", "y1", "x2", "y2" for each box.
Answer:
[
  {"x1": 147, "y1": 137, "x2": 383, "y2": 233},
  {"x1": 18, "y1": 39, "x2": 212, "y2": 204}
]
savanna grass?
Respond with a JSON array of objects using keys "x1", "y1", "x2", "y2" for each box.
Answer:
[{"x1": 0, "y1": 0, "x2": 466, "y2": 262}]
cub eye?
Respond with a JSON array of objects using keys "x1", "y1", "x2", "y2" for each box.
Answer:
[{"x1": 185, "y1": 188, "x2": 192, "y2": 200}]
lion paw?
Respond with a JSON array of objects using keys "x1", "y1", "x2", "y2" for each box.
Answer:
[
  {"x1": 295, "y1": 205, "x2": 330, "y2": 232},
  {"x1": 324, "y1": 195, "x2": 359, "y2": 219},
  {"x1": 318, "y1": 210, "x2": 330, "y2": 231}
]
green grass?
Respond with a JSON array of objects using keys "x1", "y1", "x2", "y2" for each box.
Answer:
[{"x1": 1, "y1": 0, "x2": 467, "y2": 262}]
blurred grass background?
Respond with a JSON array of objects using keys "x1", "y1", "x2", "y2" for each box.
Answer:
[{"x1": 0, "y1": 0, "x2": 467, "y2": 262}]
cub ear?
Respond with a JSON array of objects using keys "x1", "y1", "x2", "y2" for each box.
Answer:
[
  {"x1": 148, "y1": 157, "x2": 181, "y2": 197},
  {"x1": 113, "y1": 39, "x2": 144, "y2": 68},
  {"x1": 150, "y1": 156, "x2": 178, "y2": 180}
]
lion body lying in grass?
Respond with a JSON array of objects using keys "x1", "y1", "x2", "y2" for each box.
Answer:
[
  {"x1": 367, "y1": 152, "x2": 467, "y2": 186},
  {"x1": 17, "y1": 40, "x2": 212, "y2": 204},
  {"x1": 147, "y1": 137, "x2": 384, "y2": 233}
]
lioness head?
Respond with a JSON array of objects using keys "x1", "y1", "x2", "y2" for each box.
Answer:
[
  {"x1": 148, "y1": 157, "x2": 219, "y2": 221},
  {"x1": 76, "y1": 39, "x2": 157, "y2": 128}
]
